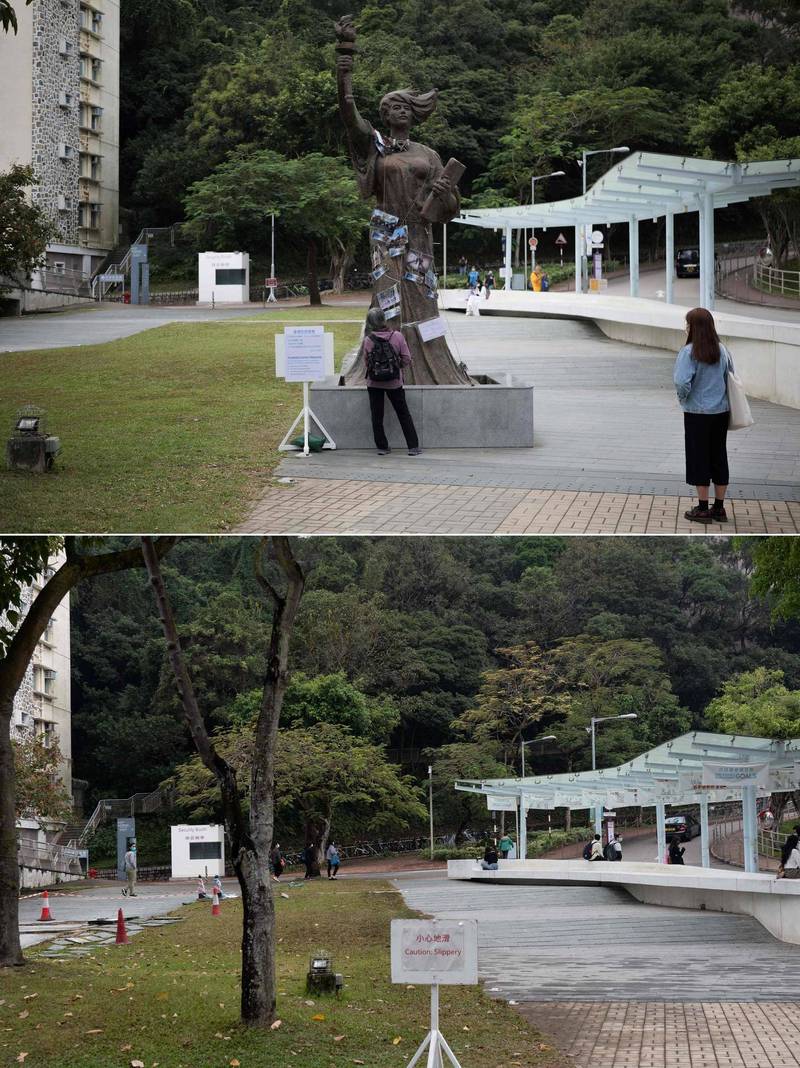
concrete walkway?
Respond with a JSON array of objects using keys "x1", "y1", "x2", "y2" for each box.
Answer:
[
  {"x1": 395, "y1": 872, "x2": 800, "y2": 1067},
  {"x1": 239, "y1": 313, "x2": 800, "y2": 534}
]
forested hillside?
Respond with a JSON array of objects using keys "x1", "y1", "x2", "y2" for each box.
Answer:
[
  {"x1": 71, "y1": 537, "x2": 800, "y2": 820},
  {"x1": 118, "y1": 0, "x2": 800, "y2": 270}
]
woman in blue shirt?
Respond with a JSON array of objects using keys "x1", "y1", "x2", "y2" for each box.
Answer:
[{"x1": 673, "y1": 308, "x2": 732, "y2": 524}]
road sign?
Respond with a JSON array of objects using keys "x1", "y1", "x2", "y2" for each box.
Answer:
[
  {"x1": 591, "y1": 230, "x2": 605, "y2": 246},
  {"x1": 528, "y1": 236, "x2": 538, "y2": 249},
  {"x1": 555, "y1": 232, "x2": 567, "y2": 246},
  {"x1": 265, "y1": 277, "x2": 278, "y2": 287}
]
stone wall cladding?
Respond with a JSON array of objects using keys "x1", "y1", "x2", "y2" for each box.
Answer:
[
  {"x1": 30, "y1": 0, "x2": 80, "y2": 245},
  {"x1": 7, "y1": 585, "x2": 35, "y2": 733}
]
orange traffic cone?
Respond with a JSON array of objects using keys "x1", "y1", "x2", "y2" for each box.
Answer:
[
  {"x1": 115, "y1": 908, "x2": 129, "y2": 945},
  {"x1": 38, "y1": 890, "x2": 53, "y2": 922},
  {"x1": 211, "y1": 889, "x2": 221, "y2": 917}
]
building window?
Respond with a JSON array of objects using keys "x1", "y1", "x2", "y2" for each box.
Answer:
[
  {"x1": 92, "y1": 10, "x2": 102, "y2": 32},
  {"x1": 90, "y1": 105, "x2": 103, "y2": 131},
  {"x1": 91, "y1": 57, "x2": 101, "y2": 82},
  {"x1": 189, "y1": 842, "x2": 222, "y2": 861},
  {"x1": 90, "y1": 154, "x2": 101, "y2": 179},
  {"x1": 90, "y1": 203, "x2": 101, "y2": 229},
  {"x1": 215, "y1": 269, "x2": 247, "y2": 285}
]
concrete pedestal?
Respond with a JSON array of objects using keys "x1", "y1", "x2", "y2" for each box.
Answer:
[{"x1": 309, "y1": 375, "x2": 534, "y2": 448}]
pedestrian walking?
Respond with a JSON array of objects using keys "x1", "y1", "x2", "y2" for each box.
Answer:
[
  {"x1": 363, "y1": 307, "x2": 421, "y2": 457},
  {"x1": 485, "y1": 270, "x2": 495, "y2": 292},
  {"x1": 326, "y1": 841, "x2": 341, "y2": 879},
  {"x1": 589, "y1": 834, "x2": 604, "y2": 861},
  {"x1": 612, "y1": 834, "x2": 623, "y2": 861},
  {"x1": 302, "y1": 843, "x2": 317, "y2": 880},
  {"x1": 465, "y1": 285, "x2": 481, "y2": 316},
  {"x1": 212, "y1": 874, "x2": 226, "y2": 899},
  {"x1": 673, "y1": 307, "x2": 735, "y2": 524},
  {"x1": 668, "y1": 835, "x2": 685, "y2": 865},
  {"x1": 468, "y1": 264, "x2": 479, "y2": 288},
  {"x1": 122, "y1": 842, "x2": 137, "y2": 897},
  {"x1": 498, "y1": 833, "x2": 513, "y2": 859},
  {"x1": 481, "y1": 842, "x2": 499, "y2": 870},
  {"x1": 458, "y1": 255, "x2": 467, "y2": 276},
  {"x1": 270, "y1": 844, "x2": 285, "y2": 881}
]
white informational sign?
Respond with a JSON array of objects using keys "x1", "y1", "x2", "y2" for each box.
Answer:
[
  {"x1": 283, "y1": 326, "x2": 328, "y2": 382},
  {"x1": 591, "y1": 230, "x2": 605, "y2": 246},
  {"x1": 701, "y1": 762, "x2": 771, "y2": 787},
  {"x1": 486, "y1": 794, "x2": 517, "y2": 812},
  {"x1": 498, "y1": 266, "x2": 513, "y2": 278},
  {"x1": 391, "y1": 919, "x2": 478, "y2": 986},
  {"x1": 417, "y1": 316, "x2": 448, "y2": 343},
  {"x1": 170, "y1": 823, "x2": 225, "y2": 879},
  {"x1": 99, "y1": 272, "x2": 124, "y2": 283}
]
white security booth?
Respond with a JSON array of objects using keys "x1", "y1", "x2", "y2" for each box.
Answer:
[
  {"x1": 170, "y1": 823, "x2": 225, "y2": 878},
  {"x1": 198, "y1": 251, "x2": 250, "y2": 304}
]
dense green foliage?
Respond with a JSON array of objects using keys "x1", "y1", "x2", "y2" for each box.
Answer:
[
  {"x1": 119, "y1": 0, "x2": 800, "y2": 269},
  {"x1": 70, "y1": 537, "x2": 800, "y2": 846},
  {"x1": 0, "y1": 165, "x2": 55, "y2": 288}
]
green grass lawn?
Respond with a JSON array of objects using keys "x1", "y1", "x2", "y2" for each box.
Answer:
[
  {"x1": 0, "y1": 879, "x2": 564, "y2": 1068},
  {"x1": 0, "y1": 315, "x2": 361, "y2": 532}
]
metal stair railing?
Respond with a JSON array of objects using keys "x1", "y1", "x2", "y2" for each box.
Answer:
[
  {"x1": 91, "y1": 224, "x2": 182, "y2": 299},
  {"x1": 70, "y1": 785, "x2": 175, "y2": 848}
]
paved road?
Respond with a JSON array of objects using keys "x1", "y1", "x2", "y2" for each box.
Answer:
[
  {"x1": 19, "y1": 879, "x2": 236, "y2": 948},
  {"x1": 0, "y1": 303, "x2": 265, "y2": 352},
  {"x1": 394, "y1": 872, "x2": 800, "y2": 1067}
]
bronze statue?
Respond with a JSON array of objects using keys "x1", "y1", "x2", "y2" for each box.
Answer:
[{"x1": 335, "y1": 14, "x2": 471, "y2": 386}]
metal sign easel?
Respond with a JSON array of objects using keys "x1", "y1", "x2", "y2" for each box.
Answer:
[
  {"x1": 390, "y1": 919, "x2": 478, "y2": 1068},
  {"x1": 275, "y1": 328, "x2": 337, "y2": 457}
]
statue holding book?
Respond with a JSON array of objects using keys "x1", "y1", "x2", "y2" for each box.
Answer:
[{"x1": 335, "y1": 14, "x2": 471, "y2": 385}]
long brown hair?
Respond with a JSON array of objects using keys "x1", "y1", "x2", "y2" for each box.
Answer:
[{"x1": 685, "y1": 307, "x2": 721, "y2": 364}]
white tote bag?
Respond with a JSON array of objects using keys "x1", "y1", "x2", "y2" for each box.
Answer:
[{"x1": 726, "y1": 351, "x2": 754, "y2": 431}]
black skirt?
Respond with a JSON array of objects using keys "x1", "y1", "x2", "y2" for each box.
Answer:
[{"x1": 683, "y1": 411, "x2": 729, "y2": 487}]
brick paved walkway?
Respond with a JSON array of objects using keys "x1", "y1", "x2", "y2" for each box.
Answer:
[
  {"x1": 519, "y1": 1002, "x2": 800, "y2": 1068},
  {"x1": 239, "y1": 477, "x2": 800, "y2": 534}
]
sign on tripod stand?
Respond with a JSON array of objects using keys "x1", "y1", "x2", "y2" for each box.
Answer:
[
  {"x1": 391, "y1": 919, "x2": 478, "y2": 1067},
  {"x1": 275, "y1": 326, "x2": 336, "y2": 456}
]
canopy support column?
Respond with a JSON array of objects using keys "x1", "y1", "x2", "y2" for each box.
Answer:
[
  {"x1": 699, "y1": 798, "x2": 710, "y2": 868},
  {"x1": 699, "y1": 190, "x2": 716, "y2": 310},
  {"x1": 594, "y1": 805, "x2": 602, "y2": 836},
  {"x1": 504, "y1": 226, "x2": 512, "y2": 290},
  {"x1": 629, "y1": 217, "x2": 640, "y2": 297},
  {"x1": 574, "y1": 226, "x2": 581, "y2": 294},
  {"x1": 519, "y1": 794, "x2": 527, "y2": 861},
  {"x1": 656, "y1": 802, "x2": 666, "y2": 864},
  {"x1": 443, "y1": 223, "x2": 447, "y2": 287},
  {"x1": 665, "y1": 211, "x2": 674, "y2": 304},
  {"x1": 742, "y1": 785, "x2": 759, "y2": 873}
]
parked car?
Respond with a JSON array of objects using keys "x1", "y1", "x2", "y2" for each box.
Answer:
[
  {"x1": 676, "y1": 247, "x2": 700, "y2": 278},
  {"x1": 665, "y1": 814, "x2": 701, "y2": 841}
]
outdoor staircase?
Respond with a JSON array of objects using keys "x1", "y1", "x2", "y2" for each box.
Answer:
[{"x1": 58, "y1": 786, "x2": 175, "y2": 849}]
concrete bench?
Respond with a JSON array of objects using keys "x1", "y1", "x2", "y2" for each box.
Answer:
[{"x1": 447, "y1": 858, "x2": 800, "y2": 945}]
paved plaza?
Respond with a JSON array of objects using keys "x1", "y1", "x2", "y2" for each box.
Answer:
[
  {"x1": 395, "y1": 872, "x2": 800, "y2": 1067},
  {"x1": 241, "y1": 313, "x2": 800, "y2": 534}
]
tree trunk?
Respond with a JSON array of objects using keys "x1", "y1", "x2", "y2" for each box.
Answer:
[
  {"x1": 237, "y1": 848, "x2": 276, "y2": 1025},
  {"x1": 564, "y1": 806, "x2": 571, "y2": 832},
  {"x1": 0, "y1": 695, "x2": 22, "y2": 967},
  {"x1": 0, "y1": 538, "x2": 175, "y2": 968},
  {"x1": 330, "y1": 240, "x2": 352, "y2": 294},
  {"x1": 307, "y1": 240, "x2": 321, "y2": 306},
  {"x1": 304, "y1": 813, "x2": 330, "y2": 877}
]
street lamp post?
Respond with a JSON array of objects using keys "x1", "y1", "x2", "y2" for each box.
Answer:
[
  {"x1": 428, "y1": 764, "x2": 434, "y2": 860},
  {"x1": 267, "y1": 212, "x2": 277, "y2": 303},
  {"x1": 527, "y1": 171, "x2": 565, "y2": 279},
  {"x1": 578, "y1": 147, "x2": 629, "y2": 292},
  {"x1": 520, "y1": 733, "x2": 557, "y2": 779},
  {"x1": 587, "y1": 713, "x2": 637, "y2": 833}
]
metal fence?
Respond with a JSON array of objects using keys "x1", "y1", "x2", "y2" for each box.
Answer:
[
  {"x1": 18, "y1": 839, "x2": 83, "y2": 873},
  {"x1": 753, "y1": 261, "x2": 800, "y2": 299}
]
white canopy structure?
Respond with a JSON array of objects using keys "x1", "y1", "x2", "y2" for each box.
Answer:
[
  {"x1": 453, "y1": 153, "x2": 800, "y2": 308},
  {"x1": 455, "y1": 732, "x2": 800, "y2": 873}
]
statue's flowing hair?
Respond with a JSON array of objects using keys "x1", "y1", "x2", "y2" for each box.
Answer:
[{"x1": 379, "y1": 88, "x2": 438, "y2": 125}]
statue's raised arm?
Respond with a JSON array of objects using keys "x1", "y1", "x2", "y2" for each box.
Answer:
[{"x1": 335, "y1": 15, "x2": 371, "y2": 152}]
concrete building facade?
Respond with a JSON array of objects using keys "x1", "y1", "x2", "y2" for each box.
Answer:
[{"x1": 0, "y1": 0, "x2": 120, "y2": 283}]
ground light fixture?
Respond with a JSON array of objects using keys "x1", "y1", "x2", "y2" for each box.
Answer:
[
  {"x1": 6, "y1": 404, "x2": 60, "y2": 473},
  {"x1": 306, "y1": 952, "x2": 343, "y2": 995}
]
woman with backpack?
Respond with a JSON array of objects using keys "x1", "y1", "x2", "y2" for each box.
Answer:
[
  {"x1": 326, "y1": 841, "x2": 341, "y2": 880},
  {"x1": 363, "y1": 306, "x2": 421, "y2": 456}
]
